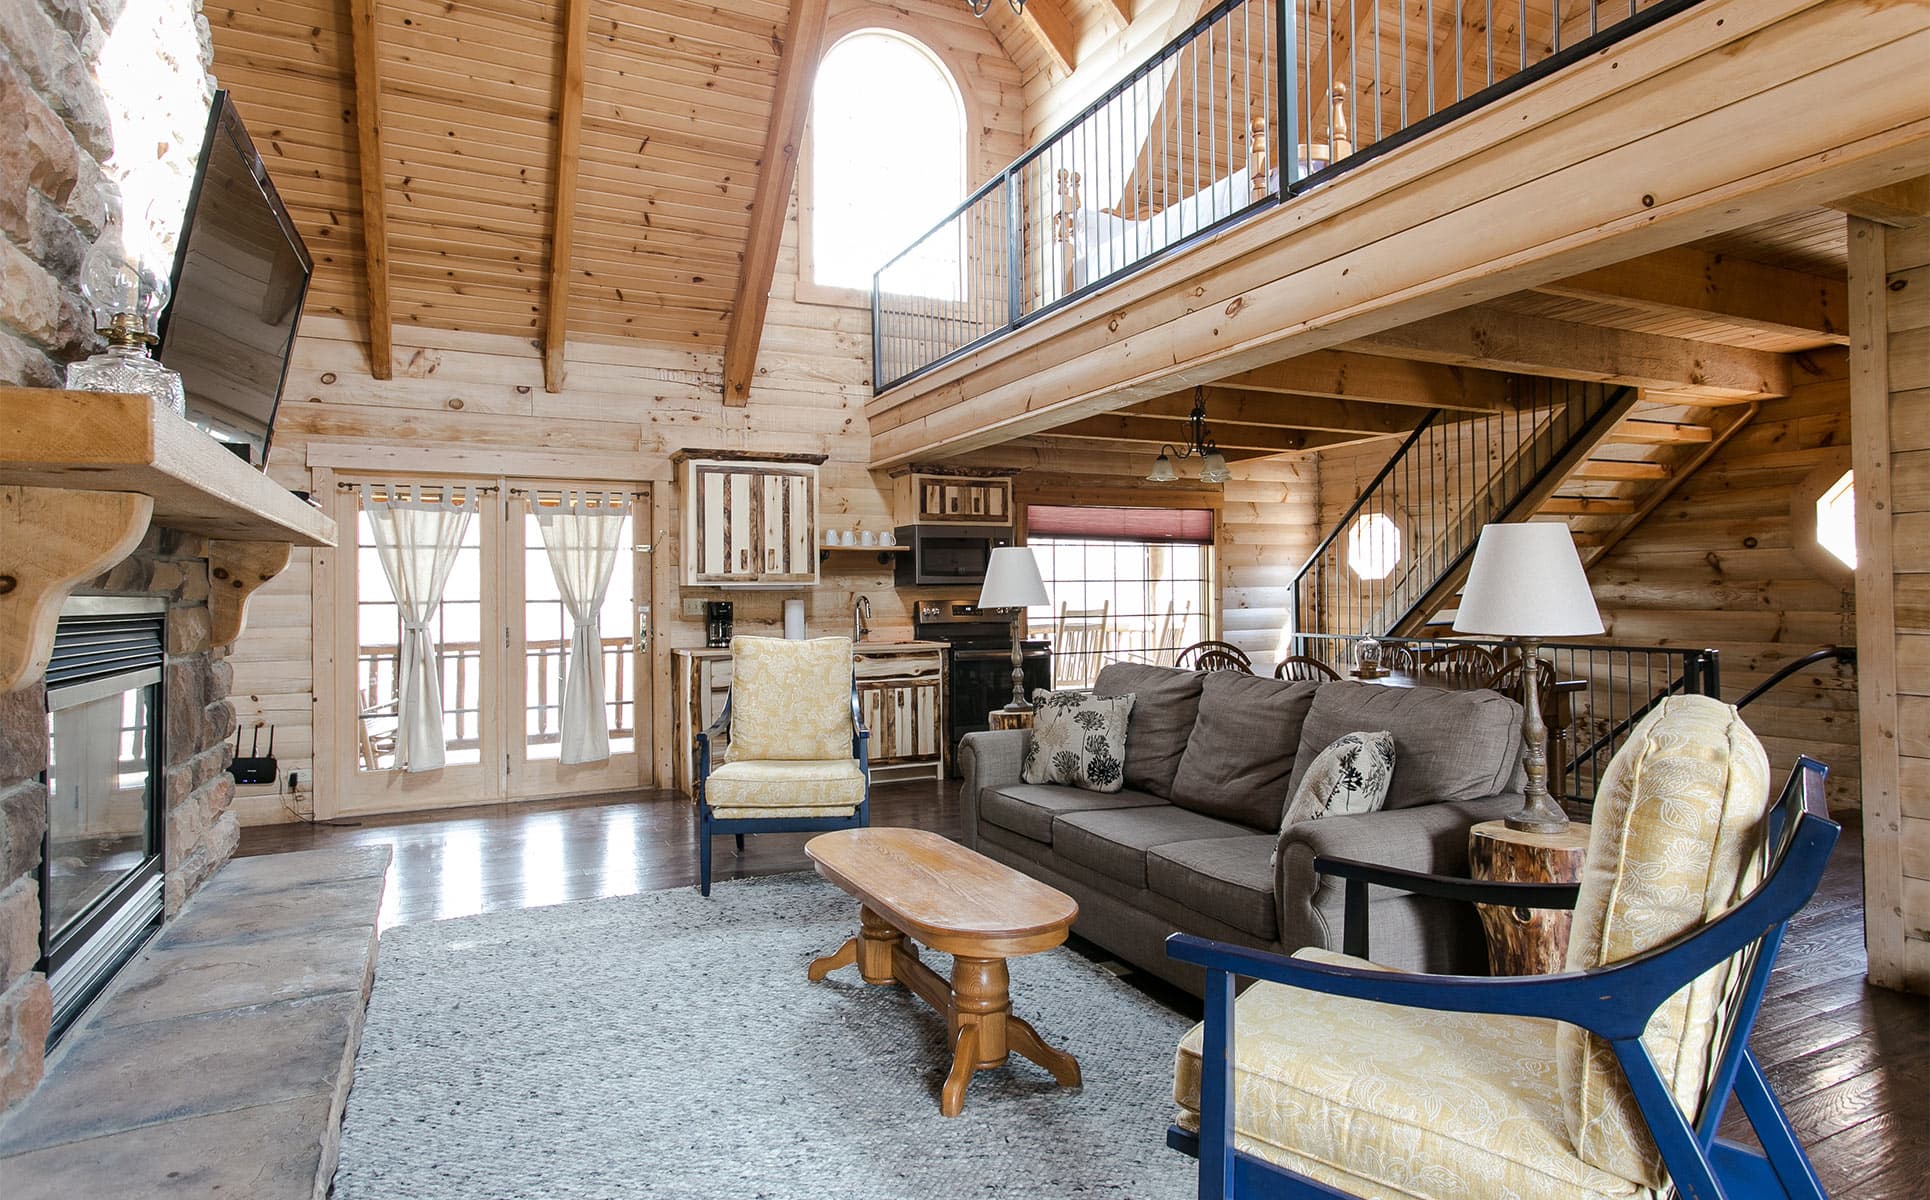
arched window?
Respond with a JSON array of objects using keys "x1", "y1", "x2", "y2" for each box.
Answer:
[{"x1": 808, "y1": 30, "x2": 965, "y2": 296}]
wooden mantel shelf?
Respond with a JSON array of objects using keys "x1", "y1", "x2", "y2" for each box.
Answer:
[{"x1": 0, "y1": 388, "x2": 338, "y2": 692}]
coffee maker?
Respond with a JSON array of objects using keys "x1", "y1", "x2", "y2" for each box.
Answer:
[{"x1": 704, "y1": 601, "x2": 733, "y2": 647}]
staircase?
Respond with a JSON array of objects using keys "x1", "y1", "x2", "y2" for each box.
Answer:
[{"x1": 1290, "y1": 382, "x2": 1758, "y2": 645}]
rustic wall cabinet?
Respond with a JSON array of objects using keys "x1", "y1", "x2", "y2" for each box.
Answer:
[{"x1": 676, "y1": 451, "x2": 824, "y2": 587}]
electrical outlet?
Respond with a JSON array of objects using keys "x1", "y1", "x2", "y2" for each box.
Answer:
[
  {"x1": 682, "y1": 596, "x2": 706, "y2": 618},
  {"x1": 287, "y1": 771, "x2": 301, "y2": 792}
]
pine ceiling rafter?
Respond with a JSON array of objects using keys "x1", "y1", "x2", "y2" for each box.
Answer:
[
  {"x1": 1346, "y1": 305, "x2": 1793, "y2": 400},
  {"x1": 1126, "y1": 385, "x2": 1427, "y2": 435},
  {"x1": 541, "y1": 0, "x2": 592, "y2": 394},
  {"x1": 1213, "y1": 348, "x2": 1519, "y2": 412},
  {"x1": 1021, "y1": 0, "x2": 1080, "y2": 75},
  {"x1": 722, "y1": 0, "x2": 832, "y2": 406},
  {"x1": 348, "y1": 0, "x2": 393, "y2": 380},
  {"x1": 1533, "y1": 247, "x2": 1849, "y2": 346}
]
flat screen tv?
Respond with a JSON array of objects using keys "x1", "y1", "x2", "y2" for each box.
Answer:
[{"x1": 157, "y1": 91, "x2": 312, "y2": 467}]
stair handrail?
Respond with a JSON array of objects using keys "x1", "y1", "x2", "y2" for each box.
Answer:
[
  {"x1": 1290, "y1": 408, "x2": 1445, "y2": 584},
  {"x1": 1564, "y1": 647, "x2": 1722, "y2": 784},
  {"x1": 1734, "y1": 646, "x2": 1857, "y2": 711}
]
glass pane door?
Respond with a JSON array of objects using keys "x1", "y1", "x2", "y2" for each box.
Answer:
[
  {"x1": 343, "y1": 484, "x2": 502, "y2": 814},
  {"x1": 506, "y1": 484, "x2": 651, "y2": 798}
]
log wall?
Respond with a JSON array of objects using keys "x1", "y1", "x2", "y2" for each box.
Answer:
[{"x1": 1850, "y1": 214, "x2": 1930, "y2": 994}]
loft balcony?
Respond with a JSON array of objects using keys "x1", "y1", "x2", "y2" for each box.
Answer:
[{"x1": 863, "y1": 0, "x2": 1929, "y2": 469}]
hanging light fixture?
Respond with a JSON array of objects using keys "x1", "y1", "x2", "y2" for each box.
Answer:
[
  {"x1": 1147, "y1": 386, "x2": 1232, "y2": 484},
  {"x1": 965, "y1": 0, "x2": 1026, "y2": 17}
]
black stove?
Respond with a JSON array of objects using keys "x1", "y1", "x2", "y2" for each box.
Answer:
[{"x1": 914, "y1": 599, "x2": 1053, "y2": 773}]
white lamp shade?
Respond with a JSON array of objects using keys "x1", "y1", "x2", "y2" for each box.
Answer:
[
  {"x1": 1453, "y1": 522, "x2": 1604, "y2": 638},
  {"x1": 978, "y1": 546, "x2": 1050, "y2": 609}
]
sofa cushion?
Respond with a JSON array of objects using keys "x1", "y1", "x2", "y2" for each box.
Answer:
[
  {"x1": 704, "y1": 758, "x2": 863, "y2": 817},
  {"x1": 981, "y1": 784, "x2": 1166, "y2": 845},
  {"x1": 1169, "y1": 674, "x2": 1320, "y2": 830},
  {"x1": 1094, "y1": 663, "x2": 1206, "y2": 799},
  {"x1": 1022, "y1": 690, "x2": 1135, "y2": 792},
  {"x1": 1149, "y1": 836, "x2": 1280, "y2": 940},
  {"x1": 1287, "y1": 681, "x2": 1523, "y2": 811},
  {"x1": 1053, "y1": 805, "x2": 1252, "y2": 890}
]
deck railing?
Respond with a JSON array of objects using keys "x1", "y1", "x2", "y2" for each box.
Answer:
[
  {"x1": 357, "y1": 635, "x2": 634, "y2": 760},
  {"x1": 872, "y1": 0, "x2": 1689, "y2": 391}
]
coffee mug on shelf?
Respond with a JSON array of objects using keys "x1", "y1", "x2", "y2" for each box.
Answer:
[
  {"x1": 824, "y1": 529, "x2": 839, "y2": 545},
  {"x1": 840, "y1": 530, "x2": 857, "y2": 546},
  {"x1": 880, "y1": 530, "x2": 896, "y2": 546},
  {"x1": 860, "y1": 530, "x2": 877, "y2": 546}
]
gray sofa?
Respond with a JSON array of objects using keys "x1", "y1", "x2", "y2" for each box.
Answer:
[{"x1": 958, "y1": 664, "x2": 1528, "y2": 994}]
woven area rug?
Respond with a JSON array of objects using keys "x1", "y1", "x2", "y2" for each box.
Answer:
[{"x1": 335, "y1": 873, "x2": 1196, "y2": 1199}]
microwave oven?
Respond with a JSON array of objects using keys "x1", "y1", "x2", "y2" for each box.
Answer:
[{"x1": 894, "y1": 525, "x2": 1013, "y2": 587}]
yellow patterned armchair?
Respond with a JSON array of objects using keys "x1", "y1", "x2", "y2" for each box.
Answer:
[
  {"x1": 694, "y1": 636, "x2": 870, "y2": 896},
  {"x1": 1168, "y1": 694, "x2": 1841, "y2": 1200}
]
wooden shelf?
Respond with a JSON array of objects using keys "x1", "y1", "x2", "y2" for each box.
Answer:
[
  {"x1": 0, "y1": 389, "x2": 336, "y2": 546},
  {"x1": 820, "y1": 544, "x2": 909, "y2": 565},
  {"x1": 1, "y1": 388, "x2": 337, "y2": 691}
]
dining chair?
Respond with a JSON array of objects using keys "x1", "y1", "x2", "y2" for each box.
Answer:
[
  {"x1": 1175, "y1": 641, "x2": 1254, "y2": 674},
  {"x1": 1419, "y1": 642, "x2": 1500, "y2": 689},
  {"x1": 1271, "y1": 655, "x2": 1339, "y2": 682},
  {"x1": 1054, "y1": 601, "x2": 1112, "y2": 688}
]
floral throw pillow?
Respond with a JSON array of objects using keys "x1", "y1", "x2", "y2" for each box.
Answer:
[
  {"x1": 1280, "y1": 731, "x2": 1396, "y2": 833},
  {"x1": 1021, "y1": 690, "x2": 1136, "y2": 793}
]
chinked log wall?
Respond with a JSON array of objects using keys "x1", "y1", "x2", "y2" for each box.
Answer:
[{"x1": 863, "y1": 0, "x2": 1930, "y2": 466}]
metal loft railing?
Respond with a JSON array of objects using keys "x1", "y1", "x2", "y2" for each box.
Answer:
[
  {"x1": 871, "y1": 0, "x2": 1695, "y2": 392},
  {"x1": 1289, "y1": 380, "x2": 1632, "y2": 642}
]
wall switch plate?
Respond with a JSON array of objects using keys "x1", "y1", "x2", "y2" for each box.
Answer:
[{"x1": 682, "y1": 597, "x2": 706, "y2": 618}]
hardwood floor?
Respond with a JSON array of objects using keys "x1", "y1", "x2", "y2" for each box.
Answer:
[{"x1": 240, "y1": 785, "x2": 1926, "y2": 1198}]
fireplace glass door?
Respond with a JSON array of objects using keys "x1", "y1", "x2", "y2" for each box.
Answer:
[{"x1": 41, "y1": 599, "x2": 167, "y2": 1038}]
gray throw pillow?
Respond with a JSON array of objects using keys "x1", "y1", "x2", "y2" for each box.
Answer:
[
  {"x1": 1021, "y1": 690, "x2": 1135, "y2": 793},
  {"x1": 1271, "y1": 731, "x2": 1395, "y2": 869},
  {"x1": 1093, "y1": 662, "x2": 1205, "y2": 799},
  {"x1": 1286, "y1": 681, "x2": 1523, "y2": 810},
  {"x1": 1168, "y1": 673, "x2": 1319, "y2": 830}
]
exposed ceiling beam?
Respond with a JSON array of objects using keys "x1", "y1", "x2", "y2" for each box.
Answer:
[
  {"x1": 1346, "y1": 305, "x2": 1791, "y2": 399},
  {"x1": 541, "y1": 0, "x2": 590, "y2": 395},
  {"x1": 1022, "y1": 0, "x2": 1079, "y2": 75},
  {"x1": 347, "y1": 0, "x2": 392, "y2": 381},
  {"x1": 1827, "y1": 174, "x2": 1930, "y2": 227},
  {"x1": 1534, "y1": 246, "x2": 1848, "y2": 344},
  {"x1": 1096, "y1": 0, "x2": 1132, "y2": 25},
  {"x1": 1043, "y1": 415, "x2": 1368, "y2": 453},
  {"x1": 721, "y1": 0, "x2": 831, "y2": 406},
  {"x1": 1214, "y1": 349, "x2": 1517, "y2": 412},
  {"x1": 1128, "y1": 386, "x2": 1427, "y2": 435}
]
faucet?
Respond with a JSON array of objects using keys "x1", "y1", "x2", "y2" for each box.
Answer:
[{"x1": 853, "y1": 594, "x2": 873, "y2": 643}]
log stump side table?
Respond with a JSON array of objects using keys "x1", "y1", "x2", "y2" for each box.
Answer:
[
  {"x1": 1468, "y1": 819, "x2": 1590, "y2": 976},
  {"x1": 988, "y1": 709, "x2": 1035, "y2": 731}
]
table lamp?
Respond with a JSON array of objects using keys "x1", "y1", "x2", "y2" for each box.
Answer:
[
  {"x1": 978, "y1": 546, "x2": 1050, "y2": 711},
  {"x1": 1453, "y1": 522, "x2": 1603, "y2": 833}
]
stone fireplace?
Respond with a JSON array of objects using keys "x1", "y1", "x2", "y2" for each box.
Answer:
[{"x1": 0, "y1": 527, "x2": 239, "y2": 1108}]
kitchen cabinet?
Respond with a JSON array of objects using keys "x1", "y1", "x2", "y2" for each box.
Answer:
[
  {"x1": 672, "y1": 643, "x2": 948, "y2": 796},
  {"x1": 891, "y1": 469, "x2": 1015, "y2": 527},
  {"x1": 676, "y1": 452, "x2": 822, "y2": 587}
]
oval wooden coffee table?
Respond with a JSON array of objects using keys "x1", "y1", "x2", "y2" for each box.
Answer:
[{"x1": 804, "y1": 827, "x2": 1083, "y2": 1117}]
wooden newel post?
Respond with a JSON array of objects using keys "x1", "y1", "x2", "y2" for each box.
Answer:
[{"x1": 1469, "y1": 819, "x2": 1589, "y2": 976}]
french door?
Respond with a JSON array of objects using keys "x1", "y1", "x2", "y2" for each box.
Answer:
[{"x1": 335, "y1": 477, "x2": 654, "y2": 815}]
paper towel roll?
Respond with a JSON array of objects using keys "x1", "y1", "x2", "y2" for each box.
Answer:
[{"x1": 783, "y1": 598, "x2": 806, "y2": 640}]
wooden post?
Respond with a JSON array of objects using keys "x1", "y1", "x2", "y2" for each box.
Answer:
[{"x1": 1468, "y1": 819, "x2": 1589, "y2": 976}]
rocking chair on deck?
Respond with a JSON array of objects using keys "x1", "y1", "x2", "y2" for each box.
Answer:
[{"x1": 1168, "y1": 694, "x2": 1840, "y2": 1199}]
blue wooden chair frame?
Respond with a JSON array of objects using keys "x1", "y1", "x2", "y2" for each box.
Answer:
[
  {"x1": 693, "y1": 686, "x2": 870, "y2": 897},
  {"x1": 1167, "y1": 756, "x2": 1839, "y2": 1200}
]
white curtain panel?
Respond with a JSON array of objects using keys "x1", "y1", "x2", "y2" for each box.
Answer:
[
  {"x1": 535, "y1": 490, "x2": 630, "y2": 764},
  {"x1": 364, "y1": 484, "x2": 476, "y2": 773}
]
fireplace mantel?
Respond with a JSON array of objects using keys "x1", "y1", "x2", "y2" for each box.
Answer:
[{"x1": 0, "y1": 388, "x2": 337, "y2": 691}]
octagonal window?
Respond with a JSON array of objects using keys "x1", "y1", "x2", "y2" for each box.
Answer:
[{"x1": 1348, "y1": 513, "x2": 1401, "y2": 580}]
